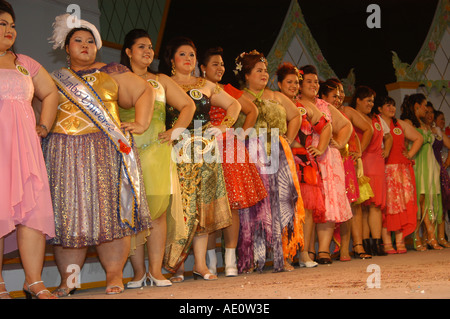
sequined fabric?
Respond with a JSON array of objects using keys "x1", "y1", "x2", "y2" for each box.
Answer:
[
  {"x1": 43, "y1": 65, "x2": 151, "y2": 248},
  {"x1": 42, "y1": 132, "x2": 151, "y2": 247}
]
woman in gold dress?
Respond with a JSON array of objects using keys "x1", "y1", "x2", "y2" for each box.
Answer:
[{"x1": 43, "y1": 15, "x2": 154, "y2": 295}]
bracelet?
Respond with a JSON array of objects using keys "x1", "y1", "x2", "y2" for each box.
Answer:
[
  {"x1": 39, "y1": 124, "x2": 48, "y2": 132},
  {"x1": 220, "y1": 115, "x2": 236, "y2": 128}
]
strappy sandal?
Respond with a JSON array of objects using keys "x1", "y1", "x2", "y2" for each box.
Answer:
[
  {"x1": 52, "y1": 287, "x2": 77, "y2": 297},
  {"x1": 437, "y1": 237, "x2": 450, "y2": 248},
  {"x1": 352, "y1": 244, "x2": 372, "y2": 259},
  {"x1": 413, "y1": 234, "x2": 427, "y2": 251},
  {"x1": 105, "y1": 285, "x2": 124, "y2": 295},
  {"x1": 426, "y1": 238, "x2": 444, "y2": 250},
  {"x1": 23, "y1": 281, "x2": 57, "y2": 299},
  {"x1": 170, "y1": 275, "x2": 185, "y2": 283},
  {"x1": 316, "y1": 251, "x2": 332, "y2": 264},
  {"x1": 0, "y1": 282, "x2": 12, "y2": 299},
  {"x1": 396, "y1": 241, "x2": 407, "y2": 254},
  {"x1": 382, "y1": 242, "x2": 397, "y2": 254}
]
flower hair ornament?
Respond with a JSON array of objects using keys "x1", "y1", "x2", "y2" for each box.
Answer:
[
  {"x1": 48, "y1": 13, "x2": 102, "y2": 50},
  {"x1": 233, "y1": 50, "x2": 266, "y2": 75},
  {"x1": 296, "y1": 67, "x2": 304, "y2": 81}
]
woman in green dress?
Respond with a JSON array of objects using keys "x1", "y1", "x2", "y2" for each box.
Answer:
[
  {"x1": 119, "y1": 29, "x2": 195, "y2": 287},
  {"x1": 400, "y1": 93, "x2": 443, "y2": 251}
]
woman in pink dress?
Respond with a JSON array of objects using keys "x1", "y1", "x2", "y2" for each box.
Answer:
[
  {"x1": 350, "y1": 86, "x2": 392, "y2": 256},
  {"x1": 298, "y1": 65, "x2": 353, "y2": 264},
  {"x1": 0, "y1": 1, "x2": 58, "y2": 299}
]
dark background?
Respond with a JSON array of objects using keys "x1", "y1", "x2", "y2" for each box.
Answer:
[{"x1": 158, "y1": 0, "x2": 439, "y2": 97}]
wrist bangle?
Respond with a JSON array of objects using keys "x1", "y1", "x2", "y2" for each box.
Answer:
[
  {"x1": 220, "y1": 115, "x2": 236, "y2": 128},
  {"x1": 39, "y1": 124, "x2": 48, "y2": 132}
]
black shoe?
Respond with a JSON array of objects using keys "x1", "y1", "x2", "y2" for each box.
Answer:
[
  {"x1": 363, "y1": 238, "x2": 372, "y2": 256},
  {"x1": 316, "y1": 251, "x2": 332, "y2": 264},
  {"x1": 372, "y1": 238, "x2": 387, "y2": 256}
]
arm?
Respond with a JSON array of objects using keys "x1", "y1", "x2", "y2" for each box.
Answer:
[
  {"x1": 382, "y1": 133, "x2": 393, "y2": 159},
  {"x1": 328, "y1": 105, "x2": 352, "y2": 149},
  {"x1": 32, "y1": 67, "x2": 59, "y2": 138},
  {"x1": 115, "y1": 72, "x2": 155, "y2": 134},
  {"x1": 274, "y1": 91, "x2": 301, "y2": 145},
  {"x1": 399, "y1": 119, "x2": 423, "y2": 159},
  {"x1": 344, "y1": 106, "x2": 373, "y2": 152},
  {"x1": 157, "y1": 74, "x2": 195, "y2": 143},
  {"x1": 209, "y1": 82, "x2": 241, "y2": 133},
  {"x1": 238, "y1": 94, "x2": 258, "y2": 131}
]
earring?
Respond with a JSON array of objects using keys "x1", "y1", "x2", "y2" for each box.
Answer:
[
  {"x1": 203, "y1": 70, "x2": 206, "y2": 78},
  {"x1": 171, "y1": 61, "x2": 176, "y2": 76},
  {"x1": 66, "y1": 55, "x2": 71, "y2": 68}
]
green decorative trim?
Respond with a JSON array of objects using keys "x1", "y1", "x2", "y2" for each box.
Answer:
[
  {"x1": 391, "y1": 0, "x2": 449, "y2": 93},
  {"x1": 266, "y1": 0, "x2": 355, "y2": 95}
]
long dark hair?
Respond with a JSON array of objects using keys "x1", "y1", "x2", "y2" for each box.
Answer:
[
  {"x1": 159, "y1": 36, "x2": 197, "y2": 76},
  {"x1": 0, "y1": 1, "x2": 17, "y2": 61},
  {"x1": 120, "y1": 28, "x2": 155, "y2": 72},
  {"x1": 399, "y1": 93, "x2": 426, "y2": 128}
]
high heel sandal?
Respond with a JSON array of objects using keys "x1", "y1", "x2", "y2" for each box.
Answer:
[
  {"x1": 437, "y1": 237, "x2": 450, "y2": 248},
  {"x1": 52, "y1": 287, "x2": 77, "y2": 297},
  {"x1": 413, "y1": 232, "x2": 427, "y2": 251},
  {"x1": 126, "y1": 273, "x2": 148, "y2": 289},
  {"x1": 193, "y1": 271, "x2": 218, "y2": 281},
  {"x1": 426, "y1": 238, "x2": 444, "y2": 250},
  {"x1": 382, "y1": 243, "x2": 397, "y2": 254},
  {"x1": 147, "y1": 272, "x2": 172, "y2": 287},
  {"x1": 352, "y1": 244, "x2": 372, "y2": 259},
  {"x1": 316, "y1": 251, "x2": 332, "y2": 265},
  {"x1": 0, "y1": 282, "x2": 12, "y2": 299},
  {"x1": 23, "y1": 281, "x2": 57, "y2": 299},
  {"x1": 395, "y1": 241, "x2": 407, "y2": 254}
]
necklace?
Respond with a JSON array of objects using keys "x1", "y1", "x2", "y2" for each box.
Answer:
[
  {"x1": 137, "y1": 71, "x2": 148, "y2": 78},
  {"x1": 0, "y1": 51, "x2": 7, "y2": 57}
]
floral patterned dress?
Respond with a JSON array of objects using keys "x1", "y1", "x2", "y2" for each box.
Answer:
[{"x1": 384, "y1": 120, "x2": 417, "y2": 237}]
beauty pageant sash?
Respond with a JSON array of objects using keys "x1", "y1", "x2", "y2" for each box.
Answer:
[{"x1": 51, "y1": 67, "x2": 140, "y2": 231}]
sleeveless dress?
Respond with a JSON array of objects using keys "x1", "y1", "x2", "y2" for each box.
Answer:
[
  {"x1": 119, "y1": 76, "x2": 183, "y2": 255},
  {"x1": 356, "y1": 115, "x2": 386, "y2": 209},
  {"x1": 384, "y1": 120, "x2": 417, "y2": 237},
  {"x1": 237, "y1": 89, "x2": 304, "y2": 273},
  {"x1": 208, "y1": 84, "x2": 267, "y2": 210},
  {"x1": 414, "y1": 128, "x2": 442, "y2": 224},
  {"x1": 339, "y1": 113, "x2": 360, "y2": 203},
  {"x1": 314, "y1": 99, "x2": 352, "y2": 223},
  {"x1": 432, "y1": 127, "x2": 450, "y2": 211},
  {"x1": 291, "y1": 100, "x2": 326, "y2": 223},
  {"x1": 0, "y1": 54, "x2": 55, "y2": 253},
  {"x1": 163, "y1": 77, "x2": 231, "y2": 272},
  {"x1": 42, "y1": 63, "x2": 151, "y2": 248}
]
